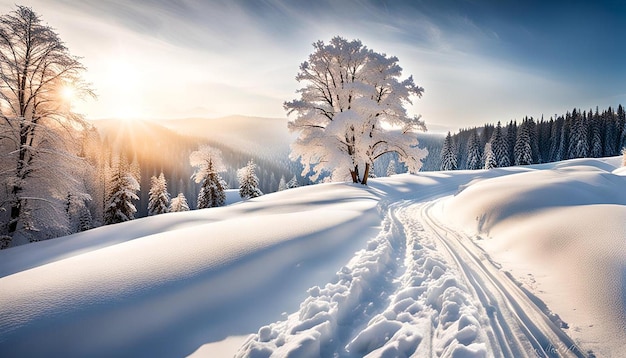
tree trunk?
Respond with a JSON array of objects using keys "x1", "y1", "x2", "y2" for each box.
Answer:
[
  {"x1": 350, "y1": 169, "x2": 359, "y2": 183},
  {"x1": 7, "y1": 195, "x2": 21, "y2": 234},
  {"x1": 361, "y1": 163, "x2": 370, "y2": 185}
]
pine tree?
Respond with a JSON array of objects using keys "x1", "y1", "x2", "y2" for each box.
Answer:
[
  {"x1": 489, "y1": 122, "x2": 510, "y2": 168},
  {"x1": 278, "y1": 175, "x2": 287, "y2": 191},
  {"x1": 148, "y1": 173, "x2": 170, "y2": 216},
  {"x1": 190, "y1": 146, "x2": 227, "y2": 209},
  {"x1": 483, "y1": 142, "x2": 497, "y2": 169},
  {"x1": 506, "y1": 120, "x2": 517, "y2": 165},
  {"x1": 104, "y1": 155, "x2": 140, "y2": 225},
  {"x1": 440, "y1": 132, "x2": 457, "y2": 171},
  {"x1": 386, "y1": 160, "x2": 397, "y2": 176},
  {"x1": 65, "y1": 192, "x2": 92, "y2": 234},
  {"x1": 589, "y1": 109, "x2": 603, "y2": 158},
  {"x1": 238, "y1": 160, "x2": 263, "y2": 199},
  {"x1": 287, "y1": 175, "x2": 299, "y2": 189},
  {"x1": 170, "y1": 193, "x2": 190, "y2": 212},
  {"x1": 526, "y1": 117, "x2": 540, "y2": 163},
  {"x1": 568, "y1": 109, "x2": 589, "y2": 159},
  {"x1": 514, "y1": 124, "x2": 533, "y2": 166},
  {"x1": 466, "y1": 130, "x2": 482, "y2": 170}
]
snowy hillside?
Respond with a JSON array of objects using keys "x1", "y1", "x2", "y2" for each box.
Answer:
[{"x1": 1, "y1": 157, "x2": 624, "y2": 357}]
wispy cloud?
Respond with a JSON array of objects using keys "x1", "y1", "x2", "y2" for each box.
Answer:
[{"x1": 3, "y1": 0, "x2": 624, "y2": 126}]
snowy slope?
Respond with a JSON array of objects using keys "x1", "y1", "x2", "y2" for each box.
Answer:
[
  {"x1": 1, "y1": 157, "x2": 624, "y2": 357},
  {"x1": 442, "y1": 157, "x2": 626, "y2": 357}
]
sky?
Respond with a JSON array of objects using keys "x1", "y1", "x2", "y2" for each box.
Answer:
[{"x1": 2, "y1": 0, "x2": 625, "y2": 132}]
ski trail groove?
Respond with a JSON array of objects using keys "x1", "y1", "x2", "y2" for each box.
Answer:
[
  {"x1": 236, "y1": 199, "x2": 490, "y2": 357},
  {"x1": 420, "y1": 199, "x2": 588, "y2": 358}
]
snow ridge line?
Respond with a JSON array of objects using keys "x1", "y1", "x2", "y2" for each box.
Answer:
[
  {"x1": 234, "y1": 205, "x2": 405, "y2": 357},
  {"x1": 421, "y1": 200, "x2": 588, "y2": 358}
]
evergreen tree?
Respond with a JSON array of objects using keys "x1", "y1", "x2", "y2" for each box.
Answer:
[
  {"x1": 278, "y1": 175, "x2": 287, "y2": 191},
  {"x1": 526, "y1": 117, "x2": 540, "y2": 163},
  {"x1": 238, "y1": 160, "x2": 263, "y2": 199},
  {"x1": 287, "y1": 175, "x2": 299, "y2": 189},
  {"x1": 190, "y1": 146, "x2": 227, "y2": 209},
  {"x1": 148, "y1": 173, "x2": 170, "y2": 216},
  {"x1": 466, "y1": 130, "x2": 482, "y2": 170},
  {"x1": 617, "y1": 105, "x2": 626, "y2": 150},
  {"x1": 483, "y1": 142, "x2": 497, "y2": 169},
  {"x1": 603, "y1": 109, "x2": 617, "y2": 156},
  {"x1": 506, "y1": 120, "x2": 517, "y2": 165},
  {"x1": 170, "y1": 193, "x2": 190, "y2": 212},
  {"x1": 440, "y1": 132, "x2": 457, "y2": 171},
  {"x1": 104, "y1": 155, "x2": 140, "y2": 225},
  {"x1": 386, "y1": 160, "x2": 397, "y2": 176},
  {"x1": 65, "y1": 192, "x2": 92, "y2": 234},
  {"x1": 556, "y1": 117, "x2": 570, "y2": 161},
  {"x1": 490, "y1": 122, "x2": 510, "y2": 168},
  {"x1": 514, "y1": 124, "x2": 533, "y2": 166},
  {"x1": 589, "y1": 109, "x2": 603, "y2": 158},
  {"x1": 568, "y1": 109, "x2": 589, "y2": 159}
]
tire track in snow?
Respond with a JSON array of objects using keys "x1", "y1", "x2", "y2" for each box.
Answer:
[{"x1": 420, "y1": 200, "x2": 588, "y2": 358}]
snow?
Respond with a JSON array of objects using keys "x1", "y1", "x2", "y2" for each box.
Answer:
[
  {"x1": 442, "y1": 157, "x2": 626, "y2": 356},
  {"x1": 1, "y1": 156, "x2": 624, "y2": 357}
]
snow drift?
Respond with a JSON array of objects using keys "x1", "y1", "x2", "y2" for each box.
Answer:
[
  {"x1": 442, "y1": 158, "x2": 626, "y2": 356},
  {"x1": 1, "y1": 157, "x2": 624, "y2": 357}
]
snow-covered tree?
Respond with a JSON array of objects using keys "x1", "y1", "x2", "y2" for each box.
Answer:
[
  {"x1": 483, "y1": 142, "x2": 497, "y2": 169},
  {"x1": 589, "y1": 110, "x2": 603, "y2": 158},
  {"x1": 440, "y1": 132, "x2": 457, "y2": 171},
  {"x1": 514, "y1": 124, "x2": 533, "y2": 166},
  {"x1": 278, "y1": 175, "x2": 287, "y2": 191},
  {"x1": 287, "y1": 175, "x2": 299, "y2": 189},
  {"x1": 568, "y1": 109, "x2": 588, "y2": 159},
  {"x1": 285, "y1": 36, "x2": 428, "y2": 185},
  {"x1": 148, "y1": 173, "x2": 170, "y2": 216},
  {"x1": 104, "y1": 155, "x2": 140, "y2": 225},
  {"x1": 0, "y1": 6, "x2": 94, "y2": 243},
  {"x1": 65, "y1": 192, "x2": 92, "y2": 234},
  {"x1": 466, "y1": 130, "x2": 482, "y2": 170},
  {"x1": 170, "y1": 193, "x2": 190, "y2": 212},
  {"x1": 238, "y1": 160, "x2": 263, "y2": 200},
  {"x1": 386, "y1": 160, "x2": 396, "y2": 176},
  {"x1": 488, "y1": 122, "x2": 510, "y2": 168},
  {"x1": 190, "y1": 145, "x2": 227, "y2": 209}
]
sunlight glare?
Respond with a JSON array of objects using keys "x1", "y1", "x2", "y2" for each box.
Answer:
[
  {"x1": 61, "y1": 85, "x2": 76, "y2": 103},
  {"x1": 107, "y1": 59, "x2": 142, "y2": 120}
]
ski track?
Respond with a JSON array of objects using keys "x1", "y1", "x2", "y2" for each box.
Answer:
[
  {"x1": 421, "y1": 200, "x2": 589, "y2": 358},
  {"x1": 236, "y1": 193, "x2": 591, "y2": 358}
]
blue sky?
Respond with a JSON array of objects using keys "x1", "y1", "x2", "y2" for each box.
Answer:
[{"x1": 3, "y1": 0, "x2": 625, "y2": 132}]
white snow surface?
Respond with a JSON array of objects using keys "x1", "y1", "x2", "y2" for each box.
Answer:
[{"x1": 0, "y1": 157, "x2": 624, "y2": 357}]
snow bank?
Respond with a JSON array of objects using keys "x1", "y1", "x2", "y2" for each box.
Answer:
[
  {"x1": 0, "y1": 183, "x2": 381, "y2": 357},
  {"x1": 442, "y1": 158, "x2": 626, "y2": 356}
]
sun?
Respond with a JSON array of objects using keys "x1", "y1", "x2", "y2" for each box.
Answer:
[{"x1": 60, "y1": 85, "x2": 76, "y2": 103}]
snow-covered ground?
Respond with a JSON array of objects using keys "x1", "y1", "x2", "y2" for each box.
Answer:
[{"x1": 1, "y1": 157, "x2": 624, "y2": 357}]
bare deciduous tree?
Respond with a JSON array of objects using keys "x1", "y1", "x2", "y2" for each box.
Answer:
[{"x1": 0, "y1": 6, "x2": 94, "y2": 244}]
